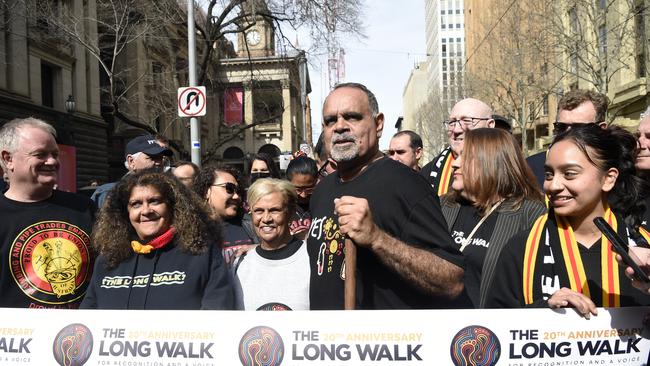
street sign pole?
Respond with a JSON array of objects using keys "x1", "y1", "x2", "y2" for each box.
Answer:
[{"x1": 187, "y1": 0, "x2": 201, "y2": 167}]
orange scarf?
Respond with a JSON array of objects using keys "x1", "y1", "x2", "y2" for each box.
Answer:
[{"x1": 131, "y1": 227, "x2": 176, "y2": 254}]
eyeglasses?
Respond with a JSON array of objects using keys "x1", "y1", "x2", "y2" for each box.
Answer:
[
  {"x1": 212, "y1": 182, "x2": 238, "y2": 195},
  {"x1": 295, "y1": 186, "x2": 315, "y2": 195},
  {"x1": 443, "y1": 117, "x2": 492, "y2": 130},
  {"x1": 553, "y1": 121, "x2": 599, "y2": 135}
]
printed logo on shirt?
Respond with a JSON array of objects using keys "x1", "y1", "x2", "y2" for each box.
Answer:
[
  {"x1": 308, "y1": 216, "x2": 345, "y2": 278},
  {"x1": 9, "y1": 221, "x2": 91, "y2": 305},
  {"x1": 451, "y1": 230, "x2": 490, "y2": 249},
  {"x1": 256, "y1": 302, "x2": 292, "y2": 311},
  {"x1": 290, "y1": 217, "x2": 311, "y2": 236},
  {"x1": 100, "y1": 271, "x2": 187, "y2": 289}
]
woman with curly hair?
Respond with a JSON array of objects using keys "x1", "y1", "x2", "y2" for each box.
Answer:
[{"x1": 81, "y1": 170, "x2": 234, "y2": 309}]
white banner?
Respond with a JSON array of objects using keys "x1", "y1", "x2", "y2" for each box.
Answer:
[{"x1": 0, "y1": 307, "x2": 648, "y2": 365}]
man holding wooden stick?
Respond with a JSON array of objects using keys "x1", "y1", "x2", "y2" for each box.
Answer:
[{"x1": 306, "y1": 82, "x2": 465, "y2": 309}]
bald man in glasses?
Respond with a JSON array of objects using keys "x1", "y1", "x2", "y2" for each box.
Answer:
[
  {"x1": 526, "y1": 89, "x2": 608, "y2": 187},
  {"x1": 420, "y1": 98, "x2": 495, "y2": 197}
]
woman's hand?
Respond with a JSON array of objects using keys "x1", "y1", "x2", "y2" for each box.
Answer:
[
  {"x1": 617, "y1": 246, "x2": 650, "y2": 295},
  {"x1": 548, "y1": 287, "x2": 598, "y2": 318}
]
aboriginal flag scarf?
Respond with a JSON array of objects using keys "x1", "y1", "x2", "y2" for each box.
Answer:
[{"x1": 522, "y1": 207, "x2": 624, "y2": 307}]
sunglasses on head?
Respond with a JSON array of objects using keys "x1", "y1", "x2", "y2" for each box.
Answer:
[
  {"x1": 212, "y1": 182, "x2": 238, "y2": 195},
  {"x1": 553, "y1": 121, "x2": 599, "y2": 135}
]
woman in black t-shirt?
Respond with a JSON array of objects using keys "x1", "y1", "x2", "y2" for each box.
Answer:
[
  {"x1": 441, "y1": 128, "x2": 545, "y2": 308},
  {"x1": 487, "y1": 125, "x2": 650, "y2": 314}
]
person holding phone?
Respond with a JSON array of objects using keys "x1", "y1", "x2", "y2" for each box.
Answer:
[
  {"x1": 486, "y1": 125, "x2": 650, "y2": 315},
  {"x1": 616, "y1": 246, "x2": 650, "y2": 295}
]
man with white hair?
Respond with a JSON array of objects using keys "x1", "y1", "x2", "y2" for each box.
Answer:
[
  {"x1": 420, "y1": 98, "x2": 495, "y2": 197},
  {"x1": 0, "y1": 117, "x2": 95, "y2": 308},
  {"x1": 636, "y1": 107, "x2": 650, "y2": 176}
]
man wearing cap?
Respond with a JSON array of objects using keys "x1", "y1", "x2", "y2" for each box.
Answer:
[{"x1": 91, "y1": 134, "x2": 172, "y2": 208}]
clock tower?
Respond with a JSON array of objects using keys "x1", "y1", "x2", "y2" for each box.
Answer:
[{"x1": 237, "y1": 1, "x2": 275, "y2": 58}]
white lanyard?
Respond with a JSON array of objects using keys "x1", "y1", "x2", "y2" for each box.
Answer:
[{"x1": 459, "y1": 200, "x2": 504, "y2": 252}]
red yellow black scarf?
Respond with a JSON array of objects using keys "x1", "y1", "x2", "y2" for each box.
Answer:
[
  {"x1": 438, "y1": 152, "x2": 455, "y2": 196},
  {"x1": 523, "y1": 207, "x2": 621, "y2": 307}
]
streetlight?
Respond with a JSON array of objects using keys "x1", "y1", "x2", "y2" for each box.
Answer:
[{"x1": 65, "y1": 95, "x2": 76, "y2": 114}]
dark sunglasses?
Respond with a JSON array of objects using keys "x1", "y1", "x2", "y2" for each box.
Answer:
[
  {"x1": 553, "y1": 121, "x2": 599, "y2": 135},
  {"x1": 212, "y1": 182, "x2": 238, "y2": 195}
]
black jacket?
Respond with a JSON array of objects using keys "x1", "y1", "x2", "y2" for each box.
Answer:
[{"x1": 81, "y1": 239, "x2": 234, "y2": 310}]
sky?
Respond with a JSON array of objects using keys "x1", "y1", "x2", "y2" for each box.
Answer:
[{"x1": 305, "y1": 1, "x2": 427, "y2": 150}]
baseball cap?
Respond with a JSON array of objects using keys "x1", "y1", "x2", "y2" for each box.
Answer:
[{"x1": 125, "y1": 135, "x2": 173, "y2": 157}]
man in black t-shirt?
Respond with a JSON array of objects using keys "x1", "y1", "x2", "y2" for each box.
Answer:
[
  {"x1": 0, "y1": 118, "x2": 95, "y2": 308},
  {"x1": 307, "y1": 82, "x2": 464, "y2": 309}
]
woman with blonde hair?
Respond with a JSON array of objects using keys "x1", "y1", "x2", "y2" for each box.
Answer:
[
  {"x1": 442, "y1": 127, "x2": 546, "y2": 308},
  {"x1": 81, "y1": 170, "x2": 234, "y2": 309},
  {"x1": 233, "y1": 178, "x2": 310, "y2": 310}
]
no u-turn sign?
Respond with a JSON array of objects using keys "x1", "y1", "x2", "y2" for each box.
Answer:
[{"x1": 178, "y1": 86, "x2": 207, "y2": 117}]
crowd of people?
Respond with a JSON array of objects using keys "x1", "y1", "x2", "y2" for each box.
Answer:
[{"x1": 0, "y1": 83, "x2": 649, "y2": 314}]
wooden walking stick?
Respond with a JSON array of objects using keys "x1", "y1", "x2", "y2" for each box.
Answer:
[{"x1": 344, "y1": 237, "x2": 356, "y2": 310}]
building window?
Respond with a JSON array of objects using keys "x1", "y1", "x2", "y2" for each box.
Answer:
[
  {"x1": 635, "y1": 3, "x2": 646, "y2": 77},
  {"x1": 599, "y1": 0, "x2": 606, "y2": 9},
  {"x1": 598, "y1": 24, "x2": 607, "y2": 56},
  {"x1": 542, "y1": 95, "x2": 549, "y2": 115},
  {"x1": 569, "y1": 7, "x2": 578, "y2": 34},
  {"x1": 442, "y1": 23, "x2": 446, "y2": 29},
  {"x1": 151, "y1": 61, "x2": 163, "y2": 87},
  {"x1": 41, "y1": 63, "x2": 55, "y2": 108}
]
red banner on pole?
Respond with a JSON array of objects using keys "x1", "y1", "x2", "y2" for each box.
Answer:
[
  {"x1": 57, "y1": 144, "x2": 76, "y2": 192},
  {"x1": 224, "y1": 87, "x2": 243, "y2": 127}
]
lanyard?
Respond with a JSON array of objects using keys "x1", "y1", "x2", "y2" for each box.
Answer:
[{"x1": 459, "y1": 200, "x2": 503, "y2": 252}]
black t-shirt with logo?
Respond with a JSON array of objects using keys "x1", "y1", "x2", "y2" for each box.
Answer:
[
  {"x1": 290, "y1": 203, "x2": 312, "y2": 236},
  {"x1": 222, "y1": 217, "x2": 256, "y2": 266},
  {"x1": 450, "y1": 199, "x2": 498, "y2": 307},
  {"x1": 0, "y1": 191, "x2": 95, "y2": 308},
  {"x1": 307, "y1": 157, "x2": 464, "y2": 309}
]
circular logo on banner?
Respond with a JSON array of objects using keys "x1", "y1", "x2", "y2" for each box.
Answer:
[
  {"x1": 52, "y1": 323, "x2": 93, "y2": 366},
  {"x1": 256, "y1": 303, "x2": 292, "y2": 311},
  {"x1": 10, "y1": 221, "x2": 92, "y2": 305},
  {"x1": 239, "y1": 326, "x2": 284, "y2": 366},
  {"x1": 450, "y1": 325, "x2": 501, "y2": 366}
]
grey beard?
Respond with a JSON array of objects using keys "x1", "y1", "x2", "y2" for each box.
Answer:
[{"x1": 331, "y1": 143, "x2": 359, "y2": 162}]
